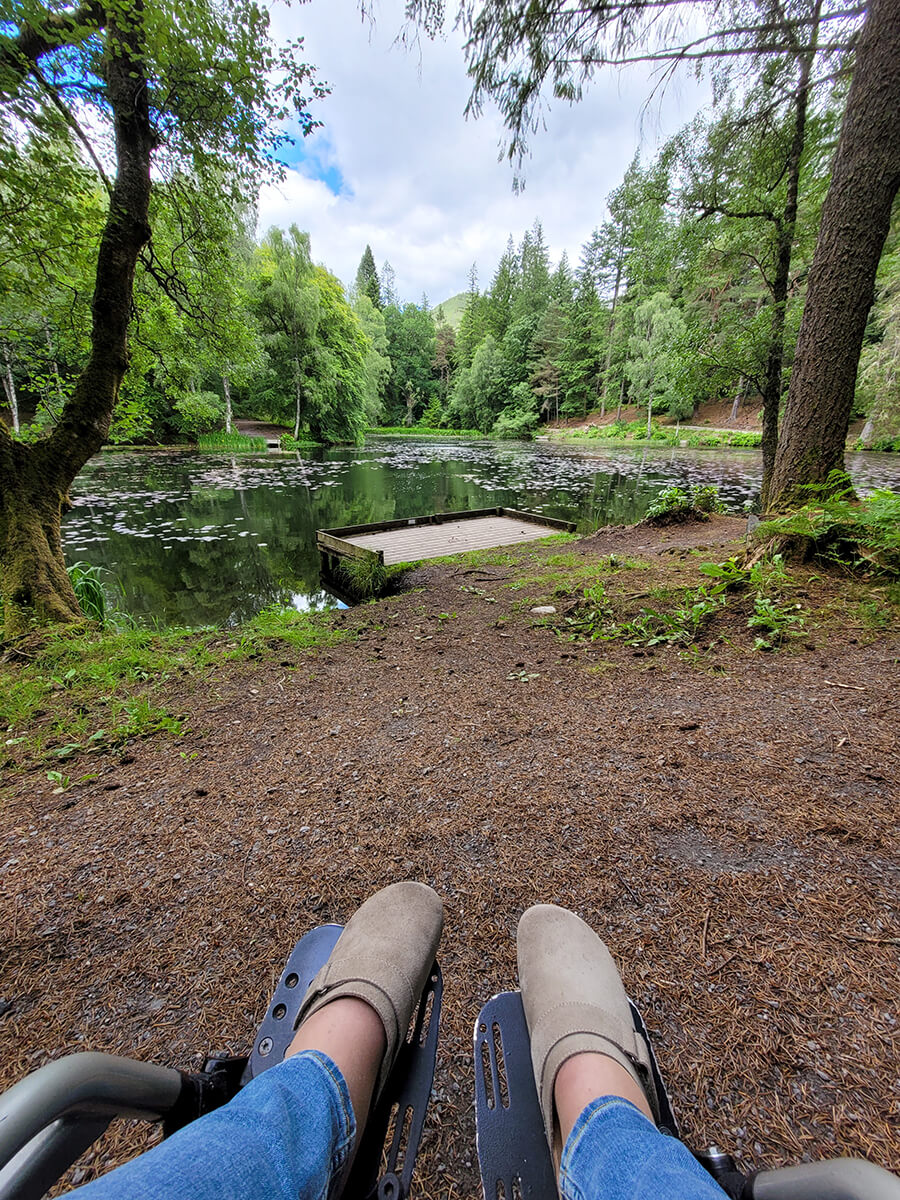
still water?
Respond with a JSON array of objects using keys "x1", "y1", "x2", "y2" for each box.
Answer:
[{"x1": 62, "y1": 438, "x2": 900, "y2": 628}]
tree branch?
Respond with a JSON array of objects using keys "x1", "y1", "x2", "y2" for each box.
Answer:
[
  {"x1": 698, "y1": 203, "x2": 781, "y2": 229},
  {"x1": 0, "y1": 2, "x2": 103, "y2": 91},
  {"x1": 32, "y1": 65, "x2": 113, "y2": 193}
]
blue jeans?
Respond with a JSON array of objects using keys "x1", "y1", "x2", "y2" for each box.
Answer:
[
  {"x1": 559, "y1": 1097, "x2": 728, "y2": 1200},
  {"x1": 71, "y1": 1055, "x2": 725, "y2": 1200},
  {"x1": 70, "y1": 1052, "x2": 355, "y2": 1200}
]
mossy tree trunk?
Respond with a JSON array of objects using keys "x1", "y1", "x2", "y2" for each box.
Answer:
[
  {"x1": 767, "y1": 0, "x2": 900, "y2": 510},
  {"x1": 0, "y1": 443, "x2": 82, "y2": 633},
  {"x1": 0, "y1": 10, "x2": 153, "y2": 638}
]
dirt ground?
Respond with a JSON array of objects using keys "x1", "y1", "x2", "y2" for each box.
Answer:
[
  {"x1": 548, "y1": 403, "x2": 871, "y2": 443},
  {"x1": 548, "y1": 401, "x2": 765, "y2": 432},
  {"x1": 1, "y1": 517, "x2": 898, "y2": 1196}
]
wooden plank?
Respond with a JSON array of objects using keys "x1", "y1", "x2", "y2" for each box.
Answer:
[
  {"x1": 499, "y1": 507, "x2": 576, "y2": 533},
  {"x1": 317, "y1": 508, "x2": 573, "y2": 572},
  {"x1": 316, "y1": 530, "x2": 384, "y2": 564},
  {"x1": 339, "y1": 515, "x2": 560, "y2": 566},
  {"x1": 322, "y1": 507, "x2": 501, "y2": 539}
]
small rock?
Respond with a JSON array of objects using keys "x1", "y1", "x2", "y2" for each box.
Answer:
[{"x1": 530, "y1": 605, "x2": 556, "y2": 615}]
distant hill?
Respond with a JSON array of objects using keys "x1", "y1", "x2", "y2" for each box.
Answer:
[{"x1": 433, "y1": 292, "x2": 468, "y2": 330}]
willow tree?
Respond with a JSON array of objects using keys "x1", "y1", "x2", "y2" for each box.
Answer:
[{"x1": 0, "y1": 0, "x2": 324, "y2": 638}]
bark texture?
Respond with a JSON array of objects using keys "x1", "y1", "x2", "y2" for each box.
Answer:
[
  {"x1": 767, "y1": 0, "x2": 900, "y2": 510},
  {"x1": 759, "y1": 8, "x2": 817, "y2": 508},
  {"x1": 0, "y1": 10, "x2": 153, "y2": 637},
  {"x1": 223, "y1": 374, "x2": 232, "y2": 434},
  {"x1": 0, "y1": 441, "x2": 82, "y2": 631}
]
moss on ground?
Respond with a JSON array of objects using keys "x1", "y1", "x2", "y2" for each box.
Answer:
[{"x1": 0, "y1": 608, "x2": 347, "y2": 773}]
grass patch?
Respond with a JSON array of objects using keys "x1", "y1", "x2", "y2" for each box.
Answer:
[
  {"x1": 0, "y1": 610, "x2": 347, "y2": 771},
  {"x1": 429, "y1": 533, "x2": 578, "y2": 572},
  {"x1": 549, "y1": 421, "x2": 762, "y2": 449},
  {"x1": 335, "y1": 557, "x2": 411, "y2": 601},
  {"x1": 368, "y1": 426, "x2": 486, "y2": 438},
  {"x1": 197, "y1": 432, "x2": 268, "y2": 453},
  {"x1": 279, "y1": 434, "x2": 323, "y2": 450},
  {"x1": 504, "y1": 552, "x2": 652, "y2": 603}
]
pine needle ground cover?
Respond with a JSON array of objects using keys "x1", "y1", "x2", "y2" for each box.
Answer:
[{"x1": 1, "y1": 518, "x2": 898, "y2": 1194}]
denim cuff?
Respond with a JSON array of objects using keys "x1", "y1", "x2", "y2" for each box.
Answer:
[
  {"x1": 277, "y1": 1050, "x2": 357, "y2": 1193},
  {"x1": 559, "y1": 1096, "x2": 655, "y2": 1200}
]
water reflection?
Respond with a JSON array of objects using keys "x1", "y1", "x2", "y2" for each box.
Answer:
[{"x1": 62, "y1": 439, "x2": 900, "y2": 628}]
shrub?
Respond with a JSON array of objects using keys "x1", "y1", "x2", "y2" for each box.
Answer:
[
  {"x1": 174, "y1": 391, "x2": 222, "y2": 437},
  {"x1": 755, "y1": 486, "x2": 900, "y2": 575},
  {"x1": 492, "y1": 409, "x2": 538, "y2": 439},
  {"x1": 644, "y1": 484, "x2": 727, "y2": 524}
]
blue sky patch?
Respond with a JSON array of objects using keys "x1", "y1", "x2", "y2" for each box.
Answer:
[{"x1": 277, "y1": 130, "x2": 349, "y2": 198}]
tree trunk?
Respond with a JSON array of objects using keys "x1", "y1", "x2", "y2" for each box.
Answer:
[
  {"x1": 600, "y1": 249, "x2": 623, "y2": 417},
  {"x1": 293, "y1": 358, "x2": 302, "y2": 440},
  {"x1": 759, "y1": 8, "x2": 818, "y2": 508},
  {"x1": 0, "y1": 443, "x2": 82, "y2": 636},
  {"x1": 223, "y1": 374, "x2": 232, "y2": 433},
  {"x1": 1, "y1": 343, "x2": 19, "y2": 434},
  {"x1": 0, "y1": 12, "x2": 153, "y2": 637},
  {"x1": 767, "y1": 0, "x2": 900, "y2": 510}
]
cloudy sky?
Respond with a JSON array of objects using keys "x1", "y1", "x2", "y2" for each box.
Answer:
[{"x1": 259, "y1": 1, "x2": 710, "y2": 306}]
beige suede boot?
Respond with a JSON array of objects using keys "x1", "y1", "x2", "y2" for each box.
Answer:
[
  {"x1": 517, "y1": 904, "x2": 659, "y2": 1154},
  {"x1": 295, "y1": 881, "x2": 444, "y2": 1099}
]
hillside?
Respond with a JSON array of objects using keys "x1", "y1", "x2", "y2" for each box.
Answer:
[{"x1": 433, "y1": 291, "x2": 468, "y2": 329}]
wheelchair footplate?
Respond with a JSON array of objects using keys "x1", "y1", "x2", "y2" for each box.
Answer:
[
  {"x1": 473, "y1": 990, "x2": 677, "y2": 1200},
  {"x1": 245, "y1": 924, "x2": 443, "y2": 1200}
]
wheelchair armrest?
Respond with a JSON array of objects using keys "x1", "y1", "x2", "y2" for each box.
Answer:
[
  {"x1": 752, "y1": 1157, "x2": 900, "y2": 1200},
  {"x1": 0, "y1": 1051, "x2": 182, "y2": 1200}
]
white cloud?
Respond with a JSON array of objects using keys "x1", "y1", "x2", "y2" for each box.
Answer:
[{"x1": 258, "y1": 1, "x2": 709, "y2": 304}]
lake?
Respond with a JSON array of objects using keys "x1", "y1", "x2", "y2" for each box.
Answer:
[{"x1": 63, "y1": 438, "x2": 900, "y2": 627}]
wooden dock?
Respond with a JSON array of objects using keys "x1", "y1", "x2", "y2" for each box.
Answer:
[{"x1": 317, "y1": 507, "x2": 576, "y2": 570}]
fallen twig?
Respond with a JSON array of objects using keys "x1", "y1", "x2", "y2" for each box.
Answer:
[
  {"x1": 710, "y1": 952, "x2": 738, "y2": 975},
  {"x1": 614, "y1": 871, "x2": 642, "y2": 906},
  {"x1": 824, "y1": 680, "x2": 865, "y2": 691}
]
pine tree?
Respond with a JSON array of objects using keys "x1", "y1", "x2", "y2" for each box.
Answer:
[
  {"x1": 355, "y1": 245, "x2": 382, "y2": 309},
  {"x1": 486, "y1": 236, "x2": 520, "y2": 339},
  {"x1": 559, "y1": 277, "x2": 605, "y2": 417}
]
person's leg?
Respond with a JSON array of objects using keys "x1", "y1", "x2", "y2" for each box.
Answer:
[
  {"x1": 554, "y1": 1052, "x2": 653, "y2": 1132},
  {"x1": 69, "y1": 882, "x2": 442, "y2": 1200},
  {"x1": 517, "y1": 904, "x2": 728, "y2": 1200},
  {"x1": 285, "y1": 995, "x2": 385, "y2": 1170},
  {"x1": 67, "y1": 1048, "x2": 364, "y2": 1200},
  {"x1": 554, "y1": 1055, "x2": 726, "y2": 1200}
]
